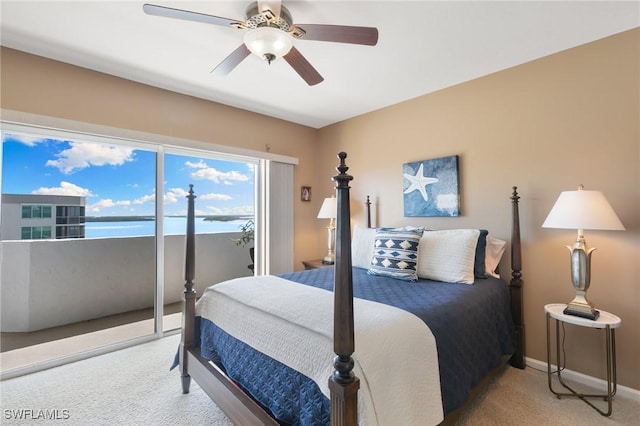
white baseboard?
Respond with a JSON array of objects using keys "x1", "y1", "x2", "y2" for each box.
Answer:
[{"x1": 526, "y1": 357, "x2": 640, "y2": 402}]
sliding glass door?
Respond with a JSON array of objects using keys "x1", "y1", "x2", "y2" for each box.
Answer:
[
  {"x1": 0, "y1": 125, "x2": 263, "y2": 374},
  {"x1": 1, "y1": 130, "x2": 158, "y2": 371},
  {"x1": 161, "y1": 151, "x2": 256, "y2": 332}
]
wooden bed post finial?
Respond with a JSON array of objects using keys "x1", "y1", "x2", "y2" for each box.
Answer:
[
  {"x1": 335, "y1": 152, "x2": 350, "y2": 178},
  {"x1": 330, "y1": 152, "x2": 359, "y2": 426}
]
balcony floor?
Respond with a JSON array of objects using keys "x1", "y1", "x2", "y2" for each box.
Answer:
[{"x1": 0, "y1": 302, "x2": 182, "y2": 373}]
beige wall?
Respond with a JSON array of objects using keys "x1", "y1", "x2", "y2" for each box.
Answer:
[
  {"x1": 318, "y1": 28, "x2": 639, "y2": 390},
  {"x1": 0, "y1": 46, "x2": 323, "y2": 268},
  {"x1": 2, "y1": 27, "x2": 638, "y2": 391}
]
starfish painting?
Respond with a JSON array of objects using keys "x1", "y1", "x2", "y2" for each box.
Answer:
[
  {"x1": 403, "y1": 155, "x2": 459, "y2": 217},
  {"x1": 403, "y1": 163, "x2": 439, "y2": 202}
]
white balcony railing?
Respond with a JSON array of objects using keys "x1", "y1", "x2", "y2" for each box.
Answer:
[{"x1": 0, "y1": 232, "x2": 253, "y2": 332}]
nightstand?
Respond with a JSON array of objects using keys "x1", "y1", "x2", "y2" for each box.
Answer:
[
  {"x1": 301, "y1": 259, "x2": 334, "y2": 270},
  {"x1": 545, "y1": 303, "x2": 621, "y2": 416}
]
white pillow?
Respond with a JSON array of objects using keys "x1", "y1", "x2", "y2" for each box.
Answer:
[
  {"x1": 485, "y1": 235, "x2": 507, "y2": 278},
  {"x1": 417, "y1": 229, "x2": 480, "y2": 284},
  {"x1": 351, "y1": 225, "x2": 376, "y2": 269}
]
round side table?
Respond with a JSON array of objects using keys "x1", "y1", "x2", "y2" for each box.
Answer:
[{"x1": 544, "y1": 303, "x2": 621, "y2": 416}]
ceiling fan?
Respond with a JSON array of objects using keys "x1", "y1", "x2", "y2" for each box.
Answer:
[{"x1": 143, "y1": 1, "x2": 378, "y2": 86}]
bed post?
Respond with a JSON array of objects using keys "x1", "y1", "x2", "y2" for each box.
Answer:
[
  {"x1": 365, "y1": 195, "x2": 372, "y2": 228},
  {"x1": 329, "y1": 152, "x2": 359, "y2": 426},
  {"x1": 180, "y1": 185, "x2": 197, "y2": 392},
  {"x1": 509, "y1": 186, "x2": 525, "y2": 369}
]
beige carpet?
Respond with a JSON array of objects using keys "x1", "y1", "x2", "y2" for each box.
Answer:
[
  {"x1": 457, "y1": 365, "x2": 639, "y2": 426},
  {"x1": 1, "y1": 334, "x2": 638, "y2": 425}
]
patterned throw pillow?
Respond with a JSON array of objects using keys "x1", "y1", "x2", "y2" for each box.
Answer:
[{"x1": 368, "y1": 227, "x2": 423, "y2": 282}]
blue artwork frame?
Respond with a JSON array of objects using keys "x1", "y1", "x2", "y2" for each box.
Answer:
[{"x1": 403, "y1": 155, "x2": 460, "y2": 217}]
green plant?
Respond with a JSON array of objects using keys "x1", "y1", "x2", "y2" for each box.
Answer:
[{"x1": 233, "y1": 218, "x2": 254, "y2": 247}]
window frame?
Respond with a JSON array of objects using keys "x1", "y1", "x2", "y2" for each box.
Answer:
[
  {"x1": 21, "y1": 204, "x2": 53, "y2": 219},
  {"x1": 21, "y1": 225, "x2": 52, "y2": 239}
]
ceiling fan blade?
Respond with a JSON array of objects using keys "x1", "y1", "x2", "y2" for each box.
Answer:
[
  {"x1": 283, "y1": 47, "x2": 324, "y2": 86},
  {"x1": 258, "y1": 0, "x2": 282, "y2": 19},
  {"x1": 143, "y1": 4, "x2": 242, "y2": 28},
  {"x1": 211, "y1": 44, "x2": 251, "y2": 76},
  {"x1": 293, "y1": 24, "x2": 378, "y2": 46}
]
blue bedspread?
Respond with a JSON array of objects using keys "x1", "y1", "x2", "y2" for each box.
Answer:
[{"x1": 197, "y1": 267, "x2": 515, "y2": 424}]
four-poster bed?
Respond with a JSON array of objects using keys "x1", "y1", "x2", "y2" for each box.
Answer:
[{"x1": 177, "y1": 152, "x2": 525, "y2": 425}]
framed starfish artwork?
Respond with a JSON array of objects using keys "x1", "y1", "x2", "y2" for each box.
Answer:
[{"x1": 402, "y1": 155, "x2": 460, "y2": 217}]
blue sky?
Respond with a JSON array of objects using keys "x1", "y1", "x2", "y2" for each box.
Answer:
[{"x1": 1, "y1": 132, "x2": 255, "y2": 217}]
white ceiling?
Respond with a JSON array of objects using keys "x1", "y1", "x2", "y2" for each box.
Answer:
[{"x1": 1, "y1": 1, "x2": 638, "y2": 129}]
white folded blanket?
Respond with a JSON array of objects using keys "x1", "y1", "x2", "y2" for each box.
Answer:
[{"x1": 197, "y1": 275, "x2": 444, "y2": 425}]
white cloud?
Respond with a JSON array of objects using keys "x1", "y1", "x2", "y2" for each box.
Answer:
[
  {"x1": 164, "y1": 187, "x2": 189, "y2": 204},
  {"x1": 185, "y1": 160, "x2": 208, "y2": 169},
  {"x1": 32, "y1": 181, "x2": 94, "y2": 197},
  {"x1": 185, "y1": 160, "x2": 252, "y2": 184},
  {"x1": 133, "y1": 188, "x2": 193, "y2": 205},
  {"x1": 2, "y1": 133, "x2": 47, "y2": 146},
  {"x1": 134, "y1": 193, "x2": 155, "y2": 205},
  {"x1": 200, "y1": 193, "x2": 233, "y2": 201},
  {"x1": 86, "y1": 199, "x2": 131, "y2": 213},
  {"x1": 168, "y1": 187, "x2": 189, "y2": 197},
  {"x1": 46, "y1": 141, "x2": 135, "y2": 174},
  {"x1": 189, "y1": 166, "x2": 250, "y2": 184}
]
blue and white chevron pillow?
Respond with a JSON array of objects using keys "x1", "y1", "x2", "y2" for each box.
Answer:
[{"x1": 368, "y1": 227, "x2": 423, "y2": 282}]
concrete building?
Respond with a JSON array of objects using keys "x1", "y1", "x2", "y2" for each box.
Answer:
[{"x1": 1, "y1": 194, "x2": 86, "y2": 240}]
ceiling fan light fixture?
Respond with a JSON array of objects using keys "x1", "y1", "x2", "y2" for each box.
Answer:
[{"x1": 244, "y1": 26, "x2": 293, "y2": 63}]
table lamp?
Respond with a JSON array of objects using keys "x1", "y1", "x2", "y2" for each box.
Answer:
[
  {"x1": 542, "y1": 185, "x2": 624, "y2": 320},
  {"x1": 317, "y1": 196, "x2": 337, "y2": 264}
]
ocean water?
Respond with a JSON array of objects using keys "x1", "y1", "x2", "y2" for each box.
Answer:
[{"x1": 84, "y1": 216, "x2": 247, "y2": 238}]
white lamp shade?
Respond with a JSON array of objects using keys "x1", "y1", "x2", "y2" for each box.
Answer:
[
  {"x1": 317, "y1": 197, "x2": 337, "y2": 219},
  {"x1": 542, "y1": 188, "x2": 625, "y2": 231},
  {"x1": 244, "y1": 27, "x2": 293, "y2": 58}
]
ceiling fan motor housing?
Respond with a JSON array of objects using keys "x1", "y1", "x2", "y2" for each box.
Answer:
[{"x1": 245, "y1": 2, "x2": 293, "y2": 31}]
